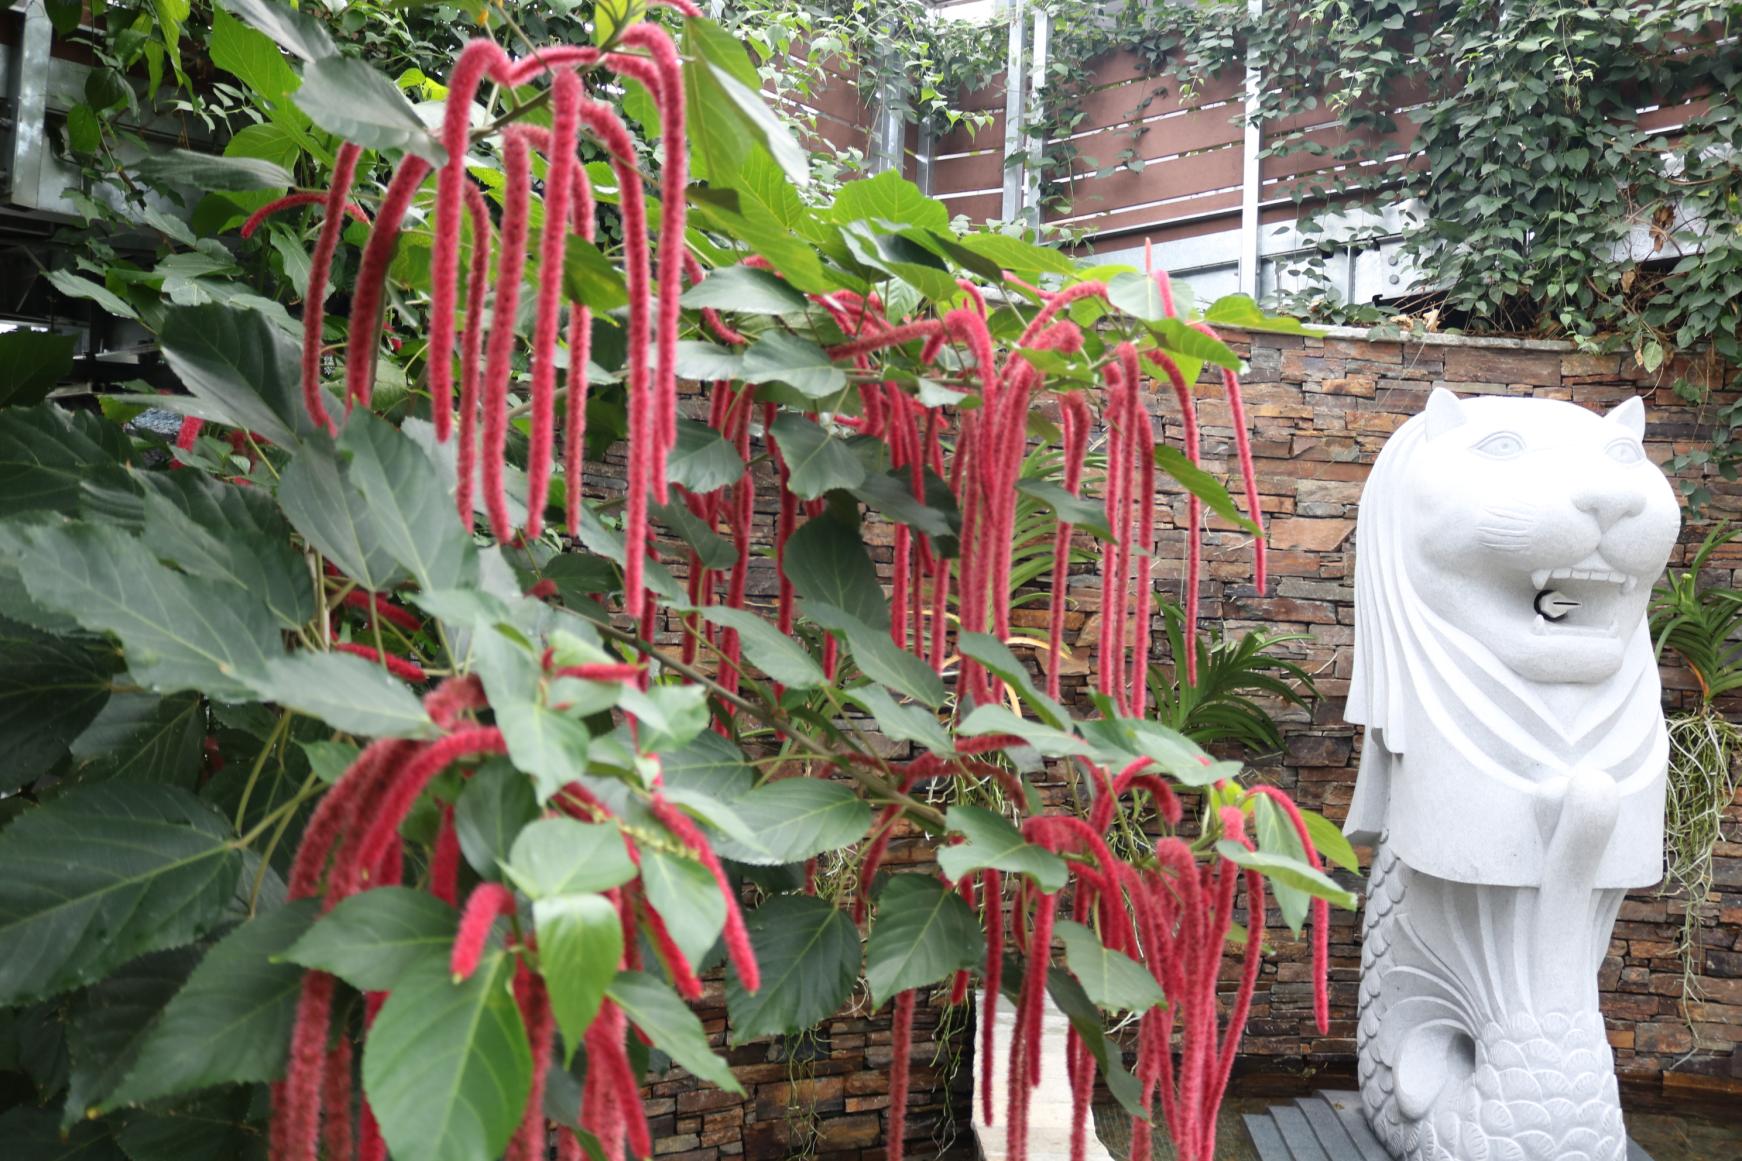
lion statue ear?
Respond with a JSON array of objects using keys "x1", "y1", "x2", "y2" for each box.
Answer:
[
  {"x1": 1425, "y1": 386, "x2": 1466, "y2": 439},
  {"x1": 1607, "y1": 395, "x2": 1646, "y2": 438}
]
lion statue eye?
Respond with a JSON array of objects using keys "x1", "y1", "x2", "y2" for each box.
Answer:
[
  {"x1": 1606, "y1": 438, "x2": 1644, "y2": 465},
  {"x1": 1473, "y1": 432, "x2": 1525, "y2": 458}
]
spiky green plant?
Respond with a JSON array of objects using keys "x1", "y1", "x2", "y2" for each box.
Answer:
[
  {"x1": 1649, "y1": 524, "x2": 1742, "y2": 1023},
  {"x1": 1146, "y1": 604, "x2": 1319, "y2": 757}
]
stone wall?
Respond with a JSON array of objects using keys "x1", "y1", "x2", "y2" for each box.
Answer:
[{"x1": 623, "y1": 327, "x2": 1742, "y2": 1158}]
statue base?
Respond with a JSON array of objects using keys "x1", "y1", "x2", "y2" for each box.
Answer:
[{"x1": 1241, "y1": 1091, "x2": 1657, "y2": 1161}]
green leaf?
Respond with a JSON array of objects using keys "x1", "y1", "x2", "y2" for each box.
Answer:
[
  {"x1": 665, "y1": 418, "x2": 745, "y2": 496},
  {"x1": 1054, "y1": 919, "x2": 1165, "y2": 1015},
  {"x1": 606, "y1": 970, "x2": 741, "y2": 1092},
  {"x1": 592, "y1": 0, "x2": 646, "y2": 46},
  {"x1": 638, "y1": 849, "x2": 724, "y2": 966},
  {"x1": 845, "y1": 686, "x2": 952, "y2": 754},
  {"x1": 698, "y1": 606, "x2": 825, "y2": 690},
  {"x1": 140, "y1": 469, "x2": 315, "y2": 630},
  {"x1": 0, "y1": 1108, "x2": 127, "y2": 1160},
  {"x1": 340, "y1": 413, "x2": 478, "y2": 591},
  {"x1": 936, "y1": 805, "x2": 1068, "y2": 892},
  {"x1": 218, "y1": 0, "x2": 337, "y2": 62},
  {"x1": 561, "y1": 238, "x2": 630, "y2": 313},
  {"x1": 679, "y1": 265, "x2": 806, "y2": 314},
  {"x1": 742, "y1": 334, "x2": 848, "y2": 400},
  {"x1": 158, "y1": 302, "x2": 315, "y2": 448},
  {"x1": 1202, "y1": 294, "x2": 1310, "y2": 334},
  {"x1": 781, "y1": 515, "x2": 888, "y2": 629},
  {"x1": 768, "y1": 415, "x2": 865, "y2": 500},
  {"x1": 63, "y1": 949, "x2": 197, "y2": 1124},
  {"x1": 0, "y1": 786, "x2": 243, "y2": 1006},
  {"x1": 1015, "y1": 478, "x2": 1110, "y2": 537},
  {"x1": 1149, "y1": 317, "x2": 1241, "y2": 370},
  {"x1": 534, "y1": 893, "x2": 621, "y2": 1061},
  {"x1": 1214, "y1": 841, "x2": 1358, "y2": 910},
  {"x1": 1301, "y1": 807, "x2": 1359, "y2": 873},
  {"x1": 956, "y1": 633, "x2": 1068, "y2": 729},
  {"x1": 726, "y1": 895, "x2": 858, "y2": 1043},
  {"x1": 851, "y1": 469, "x2": 961, "y2": 549},
  {"x1": 209, "y1": 5, "x2": 299, "y2": 105},
  {"x1": 495, "y1": 703, "x2": 591, "y2": 803},
  {"x1": 455, "y1": 761, "x2": 539, "y2": 884},
  {"x1": 616, "y1": 683, "x2": 709, "y2": 752},
  {"x1": 651, "y1": 501, "x2": 736, "y2": 570},
  {"x1": 282, "y1": 886, "x2": 457, "y2": 992},
  {"x1": 69, "y1": 693, "x2": 203, "y2": 787},
  {"x1": 1152, "y1": 445, "x2": 1260, "y2": 534},
  {"x1": 0, "y1": 522, "x2": 276, "y2": 700},
  {"x1": 712, "y1": 780, "x2": 871, "y2": 866},
  {"x1": 278, "y1": 434, "x2": 403, "y2": 592},
  {"x1": 250, "y1": 651, "x2": 435, "y2": 739},
  {"x1": 295, "y1": 56, "x2": 446, "y2": 165},
  {"x1": 830, "y1": 170, "x2": 949, "y2": 232},
  {"x1": 0, "y1": 618, "x2": 116, "y2": 793},
  {"x1": 505, "y1": 818, "x2": 636, "y2": 900},
  {"x1": 864, "y1": 874, "x2": 983, "y2": 1006},
  {"x1": 958, "y1": 704, "x2": 1087, "y2": 757},
  {"x1": 808, "y1": 601, "x2": 946, "y2": 708},
  {"x1": 956, "y1": 233, "x2": 1076, "y2": 276},
  {"x1": 672, "y1": 341, "x2": 746, "y2": 383},
  {"x1": 658, "y1": 730, "x2": 752, "y2": 801},
  {"x1": 104, "y1": 899, "x2": 317, "y2": 1108},
  {"x1": 133, "y1": 149, "x2": 294, "y2": 191},
  {"x1": 0, "y1": 403, "x2": 127, "y2": 516},
  {"x1": 1107, "y1": 271, "x2": 1171, "y2": 321},
  {"x1": 42, "y1": 270, "x2": 136, "y2": 321},
  {"x1": 363, "y1": 955, "x2": 532, "y2": 1161},
  {"x1": 0, "y1": 330, "x2": 75, "y2": 408}
]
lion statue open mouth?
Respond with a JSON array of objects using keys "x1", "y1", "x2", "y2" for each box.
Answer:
[{"x1": 1345, "y1": 388, "x2": 1679, "y2": 1161}]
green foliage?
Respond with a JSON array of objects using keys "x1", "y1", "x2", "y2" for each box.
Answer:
[{"x1": 1146, "y1": 605, "x2": 1318, "y2": 756}]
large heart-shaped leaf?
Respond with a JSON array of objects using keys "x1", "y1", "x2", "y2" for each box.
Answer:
[
  {"x1": 697, "y1": 607, "x2": 825, "y2": 690},
  {"x1": 0, "y1": 617, "x2": 116, "y2": 793},
  {"x1": 0, "y1": 404, "x2": 127, "y2": 516},
  {"x1": 936, "y1": 805, "x2": 1068, "y2": 893},
  {"x1": 63, "y1": 948, "x2": 199, "y2": 1124},
  {"x1": 105, "y1": 899, "x2": 318, "y2": 1109},
  {"x1": 249, "y1": 651, "x2": 436, "y2": 739},
  {"x1": 726, "y1": 894, "x2": 858, "y2": 1043},
  {"x1": 339, "y1": 413, "x2": 478, "y2": 592},
  {"x1": 158, "y1": 302, "x2": 314, "y2": 448},
  {"x1": 504, "y1": 819, "x2": 636, "y2": 900},
  {"x1": 0, "y1": 522, "x2": 276, "y2": 701},
  {"x1": 864, "y1": 874, "x2": 983, "y2": 1006},
  {"x1": 0, "y1": 330, "x2": 76, "y2": 408},
  {"x1": 69, "y1": 693, "x2": 204, "y2": 788},
  {"x1": 781, "y1": 515, "x2": 888, "y2": 630},
  {"x1": 804, "y1": 601, "x2": 945, "y2": 708},
  {"x1": 294, "y1": 56, "x2": 445, "y2": 165},
  {"x1": 363, "y1": 955, "x2": 532, "y2": 1161},
  {"x1": 281, "y1": 886, "x2": 457, "y2": 993},
  {"x1": 606, "y1": 971, "x2": 741, "y2": 1093},
  {"x1": 0, "y1": 786, "x2": 243, "y2": 1006},
  {"x1": 1054, "y1": 919, "x2": 1165, "y2": 1015},
  {"x1": 712, "y1": 780, "x2": 871, "y2": 866},
  {"x1": 768, "y1": 415, "x2": 866, "y2": 500},
  {"x1": 534, "y1": 893, "x2": 621, "y2": 1062},
  {"x1": 637, "y1": 849, "x2": 723, "y2": 967}
]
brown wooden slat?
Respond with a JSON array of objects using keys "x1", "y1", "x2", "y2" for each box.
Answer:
[
  {"x1": 936, "y1": 191, "x2": 1003, "y2": 221},
  {"x1": 1065, "y1": 103, "x2": 1245, "y2": 168},
  {"x1": 931, "y1": 149, "x2": 1007, "y2": 195},
  {"x1": 1070, "y1": 70, "x2": 1246, "y2": 135},
  {"x1": 1048, "y1": 186, "x2": 1243, "y2": 236},
  {"x1": 1056, "y1": 142, "x2": 1244, "y2": 215},
  {"x1": 935, "y1": 112, "x2": 1006, "y2": 155}
]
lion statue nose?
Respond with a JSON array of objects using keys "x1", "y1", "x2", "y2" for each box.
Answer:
[{"x1": 1571, "y1": 485, "x2": 1644, "y2": 531}]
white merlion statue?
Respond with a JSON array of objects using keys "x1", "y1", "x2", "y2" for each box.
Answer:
[{"x1": 1345, "y1": 388, "x2": 1680, "y2": 1161}]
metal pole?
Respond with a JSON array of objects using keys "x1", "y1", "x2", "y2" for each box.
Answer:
[
  {"x1": 7, "y1": 0, "x2": 52, "y2": 208},
  {"x1": 1001, "y1": 0, "x2": 1027, "y2": 222},
  {"x1": 1237, "y1": 0, "x2": 1264, "y2": 297},
  {"x1": 1025, "y1": 7, "x2": 1049, "y2": 228}
]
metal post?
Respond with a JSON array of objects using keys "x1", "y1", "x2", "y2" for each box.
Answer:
[
  {"x1": 1001, "y1": 0, "x2": 1027, "y2": 222},
  {"x1": 1237, "y1": 0, "x2": 1264, "y2": 297},
  {"x1": 6, "y1": 0, "x2": 53, "y2": 208},
  {"x1": 1025, "y1": 7, "x2": 1049, "y2": 228}
]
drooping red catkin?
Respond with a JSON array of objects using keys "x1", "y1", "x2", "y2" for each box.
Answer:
[
  {"x1": 423, "y1": 672, "x2": 488, "y2": 731},
  {"x1": 1192, "y1": 321, "x2": 1268, "y2": 592},
  {"x1": 1045, "y1": 394, "x2": 1091, "y2": 700},
  {"x1": 346, "y1": 729, "x2": 509, "y2": 897},
  {"x1": 886, "y1": 988, "x2": 916, "y2": 1161},
  {"x1": 632, "y1": 880, "x2": 704, "y2": 999},
  {"x1": 241, "y1": 191, "x2": 368, "y2": 239},
  {"x1": 277, "y1": 970, "x2": 335, "y2": 1161},
  {"x1": 564, "y1": 165, "x2": 598, "y2": 538},
  {"x1": 430, "y1": 803, "x2": 461, "y2": 906},
  {"x1": 300, "y1": 143, "x2": 363, "y2": 435},
  {"x1": 321, "y1": 1035, "x2": 354, "y2": 1161},
  {"x1": 343, "y1": 156, "x2": 432, "y2": 410},
  {"x1": 452, "y1": 881, "x2": 517, "y2": 980},
  {"x1": 648, "y1": 787, "x2": 760, "y2": 992},
  {"x1": 431, "y1": 40, "x2": 512, "y2": 445},
  {"x1": 453, "y1": 181, "x2": 493, "y2": 520},
  {"x1": 1246, "y1": 784, "x2": 1331, "y2": 1033},
  {"x1": 522, "y1": 70, "x2": 582, "y2": 540},
  {"x1": 339, "y1": 589, "x2": 422, "y2": 635},
  {"x1": 581, "y1": 1001, "x2": 627, "y2": 1161},
  {"x1": 508, "y1": 963, "x2": 555, "y2": 1161},
  {"x1": 1147, "y1": 346, "x2": 1203, "y2": 683},
  {"x1": 477, "y1": 129, "x2": 535, "y2": 542},
  {"x1": 553, "y1": 662, "x2": 642, "y2": 682},
  {"x1": 979, "y1": 868, "x2": 1003, "y2": 1126},
  {"x1": 332, "y1": 640, "x2": 427, "y2": 682},
  {"x1": 174, "y1": 415, "x2": 203, "y2": 450}
]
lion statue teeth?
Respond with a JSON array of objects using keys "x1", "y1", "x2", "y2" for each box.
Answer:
[{"x1": 1345, "y1": 387, "x2": 1679, "y2": 1161}]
